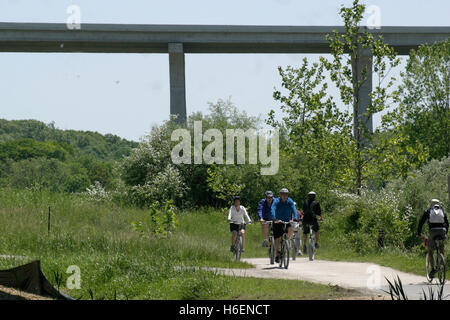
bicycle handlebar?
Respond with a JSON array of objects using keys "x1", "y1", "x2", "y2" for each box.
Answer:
[{"x1": 275, "y1": 220, "x2": 294, "y2": 225}]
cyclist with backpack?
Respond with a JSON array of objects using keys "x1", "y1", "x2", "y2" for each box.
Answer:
[
  {"x1": 418, "y1": 199, "x2": 449, "y2": 278},
  {"x1": 302, "y1": 191, "x2": 322, "y2": 254}
]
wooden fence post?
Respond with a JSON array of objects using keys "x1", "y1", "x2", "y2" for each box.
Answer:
[{"x1": 48, "y1": 206, "x2": 51, "y2": 235}]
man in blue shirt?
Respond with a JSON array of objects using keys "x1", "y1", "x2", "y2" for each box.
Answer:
[
  {"x1": 257, "y1": 190, "x2": 276, "y2": 247},
  {"x1": 271, "y1": 188, "x2": 297, "y2": 263}
]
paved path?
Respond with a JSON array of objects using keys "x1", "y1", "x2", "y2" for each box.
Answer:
[{"x1": 207, "y1": 258, "x2": 450, "y2": 300}]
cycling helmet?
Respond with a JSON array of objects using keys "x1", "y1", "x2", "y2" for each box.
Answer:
[
  {"x1": 279, "y1": 188, "x2": 289, "y2": 194},
  {"x1": 233, "y1": 196, "x2": 241, "y2": 201},
  {"x1": 431, "y1": 199, "x2": 440, "y2": 207},
  {"x1": 265, "y1": 190, "x2": 273, "y2": 198},
  {"x1": 308, "y1": 191, "x2": 316, "y2": 195}
]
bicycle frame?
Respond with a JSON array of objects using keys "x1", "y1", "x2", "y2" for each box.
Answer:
[
  {"x1": 262, "y1": 221, "x2": 275, "y2": 264},
  {"x1": 425, "y1": 235, "x2": 446, "y2": 284},
  {"x1": 303, "y1": 223, "x2": 315, "y2": 261},
  {"x1": 277, "y1": 221, "x2": 293, "y2": 269},
  {"x1": 232, "y1": 223, "x2": 246, "y2": 261}
]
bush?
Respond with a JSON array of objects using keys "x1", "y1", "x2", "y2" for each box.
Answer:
[
  {"x1": 328, "y1": 157, "x2": 450, "y2": 253},
  {"x1": 85, "y1": 181, "x2": 112, "y2": 202},
  {"x1": 0, "y1": 138, "x2": 69, "y2": 162},
  {"x1": 383, "y1": 156, "x2": 449, "y2": 248},
  {"x1": 120, "y1": 121, "x2": 187, "y2": 207},
  {"x1": 0, "y1": 158, "x2": 71, "y2": 192},
  {"x1": 64, "y1": 174, "x2": 91, "y2": 193}
]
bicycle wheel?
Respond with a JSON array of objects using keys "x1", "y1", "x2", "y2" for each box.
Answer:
[
  {"x1": 234, "y1": 237, "x2": 241, "y2": 261},
  {"x1": 269, "y1": 236, "x2": 275, "y2": 264},
  {"x1": 279, "y1": 241, "x2": 284, "y2": 268},
  {"x1": 437, "y1": 253, "x2": 446, "y2": 285},
  {"x1": 284, "y1": 240, "x2": 290, "y2": 269},
  {"x1": 291, "y1": 238, "x2": 297, "y2": 261},
  {"x1": 308, "y1": 235, "x2": 315, "y2": 261},
  {"x1": 425, "y1": 252, "x2": 433, "y2": 283},
  {"x1": 298, "y1": 236, "x2": 302, "y2": 256}
]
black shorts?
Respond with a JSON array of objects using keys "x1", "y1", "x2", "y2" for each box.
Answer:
[
  {"x1": 273, "y1": 222, "x2": 292, "y2": 239},
  {"x1": 302, "y1": 220, "x2": 319, "y2": 234},
  {"x1": 230, "y1": 223, "x2": 246, "y2": 233},
  {"x1": 428, "y1": 228, "x2": 446, "y2": 251}
]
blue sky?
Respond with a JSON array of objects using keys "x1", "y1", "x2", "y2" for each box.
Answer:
[{"x1": 0, "y1": 0, "x2": 449, "y2": 141}]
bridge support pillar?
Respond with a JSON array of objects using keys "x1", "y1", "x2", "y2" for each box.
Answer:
[
  {"x1": 168, "y1": 43, "x2": 187, "y2": 124},
  {"x1": 353, "y1": 47, "x2": 373, "y2": 140}
]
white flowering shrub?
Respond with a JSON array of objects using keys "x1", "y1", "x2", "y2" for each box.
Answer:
[
  {"x1": 85, "y1": 181, "x2": 111, "y2": 202},
  {"x1": 128, "y1": 164, "x2": 186, "y2": 207},
  {"x1": 120, "y1": 121, "x2": 187, "y2": 207}
]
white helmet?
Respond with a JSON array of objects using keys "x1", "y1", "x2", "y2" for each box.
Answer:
[
  {"x1": 431, "y1": 199, "x2": 440, "y2": 207},
  {"x1": 280, "y1": 188, "x2": 289, "y2": 194}
]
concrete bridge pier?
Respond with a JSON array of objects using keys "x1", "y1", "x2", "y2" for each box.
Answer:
[
  {"x1": 168, "y1": 43, "x2": 187, "y2": 124},
  {"x1": 354, "y1": 47, "x2": 374, "y2": 137}
]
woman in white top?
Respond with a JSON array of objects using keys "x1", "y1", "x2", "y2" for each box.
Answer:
[{"x1": 227, "y1": 196, "x2": 252, "y2": 253}]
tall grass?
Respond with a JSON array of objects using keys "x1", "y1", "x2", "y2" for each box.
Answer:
[
  {"x1": 0, "y1": 188, "x2": 249, "y2": 299},
  {"x1": 0, "y1": 187, "x2": 353, "y2": 299}
]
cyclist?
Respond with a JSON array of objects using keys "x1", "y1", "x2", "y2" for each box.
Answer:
[
  {"x1": 302, "y1": 191, "x2": 322, "y2": 254},
  {"x1": 228, "y1": 196, "x2": 252, "y2": 253},
  {"x1": 271, "y1": 188, "x2": 297, "y2": 263},
  {"x1": 418, "y1": 199, "x2": 449, "y2": 278},
  {"x1": 257, "y1": 190, "x2": 276, "y2": 247}
]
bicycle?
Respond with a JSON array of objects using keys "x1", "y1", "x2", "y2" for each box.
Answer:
[
  {"x1": 304, "y1": 223, "x2": 315, "y2": 261},
  {"x1": 262, "y1": 221, "x2": 275, "y2": 264},
  {"x1": 423, "y1": 228, "x2": 447, "y2": 284},
  {"x1": 291, "y1": 221, "x2": 302, "y2": 260},
  {"x1": 276, "y1": 221, "x2": 293, "y2": 269},
  {"x1": 231, "y1": 223, "x2": 247, "y2": 261}
]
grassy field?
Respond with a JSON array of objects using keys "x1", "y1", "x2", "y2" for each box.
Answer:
[{"x1": 0, "y1": 188, "x2": 361, "y2": 300}]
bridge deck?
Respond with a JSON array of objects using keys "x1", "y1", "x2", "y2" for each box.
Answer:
[{"x1": 0, "y1": 23, "x2": 449, "y2": 54}]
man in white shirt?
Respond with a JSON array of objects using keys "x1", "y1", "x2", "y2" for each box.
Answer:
[{"x1": 228, "y1": 196, "x2": 252, "y2": 253}]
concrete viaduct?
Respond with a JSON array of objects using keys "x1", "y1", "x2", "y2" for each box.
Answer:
[{"x1": 0, "y1": 23, "x2": 449, "y2": 129}]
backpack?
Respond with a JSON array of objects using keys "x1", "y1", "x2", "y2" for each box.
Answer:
[
  {"x1": 429, "y1": 206, "x2": 445, "y2": 224},
  {"x1": 304, "y1": 200, "x2": 317, "y2": 219}
]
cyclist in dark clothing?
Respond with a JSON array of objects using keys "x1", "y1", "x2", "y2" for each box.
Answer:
[
  {"x1": 302, "y1": 191, "x2": 322, "y2": 253},
  {"x1": 418, "y1": 199, "x2": 449, "y2": 278},
  {"x1": 418, "y1": 199, "x2": 449, "y2": 235}
]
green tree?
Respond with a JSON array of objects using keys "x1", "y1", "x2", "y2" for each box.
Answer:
[
  {"x1": 270, "y1": 0, "x2": 402, "y2": 193},
  {"x1": 392, "y1": 39, "x2": 450, "y2": 160},
  {"x1": 120, "y1": 98, "x2": 267, "y2": 209},
  {"x1": 320, "y1": 0, "x2": 400, "y2": 193},
  {"x1": 0, "y1": 158, "x2": 71, "y2": 192},
  {"x1": 0, "y1": 138, "x2": 69, "y2": 162},
  {"x1": 270, "y1": 58, "x2": 356, "y2": 191}
]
